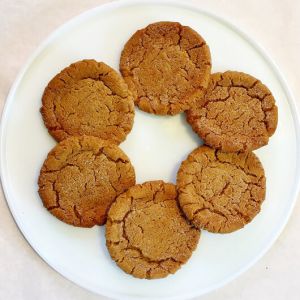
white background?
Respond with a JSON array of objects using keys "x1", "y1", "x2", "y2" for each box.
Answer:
[{"x1": 0, "y1": 0, "x2": 299, "y2": 299}]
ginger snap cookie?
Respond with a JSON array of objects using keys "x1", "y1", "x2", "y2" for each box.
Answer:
[
  {"x1": 106, "y1": 181, "x2": 200, "y2": 279},
  {"x1": 38, "y1": 136, "x2": 135, "y2": 227},
  {"x1": 177, "y1": 146, "x2": 266, "y2": 233},
  {"x1": 120, "y1": 21, "x2": 211, "y2": 115},
  {"x1": 186, "y1": 71, "x2": 278, "y2": 152},
  {"x1": 41, "y1": 59, "x2": 134, "y2": 144}
]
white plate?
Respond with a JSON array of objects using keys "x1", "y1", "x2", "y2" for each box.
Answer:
[{"x1": 1, "y1": 1, "x2": 300, "y2": 299}]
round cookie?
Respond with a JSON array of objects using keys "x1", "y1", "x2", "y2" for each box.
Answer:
[
  {"x1": 106, "y1": 181, "x2": 200, "y2": 279},
  {"x1": 186, "y1": 71, "x2": 278, "y2": 152},
  {"x1": 120, "y1": 21, "x2": 211, "y2": 115},
  {"x1": 41, "y1": 59, "x2": 134, "y2": 144},
  {"x1": 38, "y1": 136, "x2": 135, "y2": 227},
  {"x1": 177, "y1": 146, "x2": 266, "y2": 233}
]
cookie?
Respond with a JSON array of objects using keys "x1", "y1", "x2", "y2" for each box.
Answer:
[
  {"x1": 41, "y1": 59, "x2": 134, "y2": 144},
  {"x1": 186, "y1": 71, "x2": 278, "y2": 152},
  {"x1": 106, "y1": 181, "x2": 200, "y2": 279},
  {"x1": 120, "y1": 21, "x2": 211, "y2": 115},
  {"x1": 38, "y1": 136, "x2": 135, "y2": 227},
  {"x1": 177, "y1": 146, "x2": 266, "y2": 233}
]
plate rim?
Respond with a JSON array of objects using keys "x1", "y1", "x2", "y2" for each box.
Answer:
[{"x1": 1, "y1": 0, "x2": 300, "y2": 299}]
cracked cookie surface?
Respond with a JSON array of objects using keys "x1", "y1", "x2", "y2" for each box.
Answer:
[
  {"x1": 177, "y1": 146, "x2": 266, "y2": 233},
  {"x1": 41, "y1": 59, "x2": 134, "y2": 144},
  {"x1": 106, "y1": 180, "x2": 200, "y2": 279},
  {"x1": 120, "y1": 21, "x2": 211, "y2": 115},
  {"x1": 38, "y1": 136, "x2": 135, "y2": 227},
  {"x1": 186, "y1": 71, "x2": 278, "y2": 152}
]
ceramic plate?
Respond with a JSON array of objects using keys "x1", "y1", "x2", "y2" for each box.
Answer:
[{"x1": 1, "y1": 1, "x2": 300, "y2": 299}]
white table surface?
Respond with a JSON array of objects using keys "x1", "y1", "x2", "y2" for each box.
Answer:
[{"x1": 0, "y1": 0, "x2": 300, "y2": 299}]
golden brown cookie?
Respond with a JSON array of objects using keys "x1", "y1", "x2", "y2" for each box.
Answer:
[
  {"x1": 38, "y1": 136, "x2": 135, "y2": 227},
  {"x1": 41, "y1": 59, "x2": 134, "y2": 144},
  {"x1": 177, "y1": 146, "x2": 266, "y2": 233},
  {"x1": 186, "y1": 71, "x2": 278, "y2": 152},
  {"x1": 120, "y1": 21, "x2": 211, "y2": 115},
  {"x1": 106, "y1": 181, "x2": 200, "y2": 279}
]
